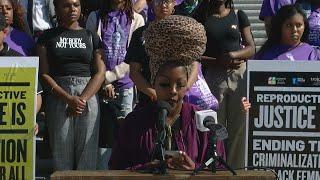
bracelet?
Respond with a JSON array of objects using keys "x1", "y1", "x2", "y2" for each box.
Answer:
[{"x1": 51, "y1": 84, "x2": 58, "y2": 93}]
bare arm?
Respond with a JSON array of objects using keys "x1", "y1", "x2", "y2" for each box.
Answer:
[
  {"x1": 129, "y1": 62, "x2": 156, "y2": 101},
  {"x1": 80, "y1": 48, "x2": 106, "y2": 101},
  {"x1": 36, "y1": 94, "x2": 42, "y2": 113},
  {"x1": 228, "y1": 26, "x2": 256, "y2": 60},
  {"x1": 187, "y1": 61, "x2": 199, "y2": 89},
  {"x1": 37, "y1": 44, "x2": 72, "y2": 103},
  {"x1": 133, "y1": 0, "x2": 147, "y2": 13},
  {"x1": 37, "y1": 44, "x2": 86, "y2": 116}
]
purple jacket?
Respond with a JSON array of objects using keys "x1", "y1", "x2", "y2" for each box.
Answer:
[
  {"x1": 259, "y1": 0, "x2": 296, "y2": 20},
  {"x1": 109, "y1": 102, "x2": 226, "y2": 170}
]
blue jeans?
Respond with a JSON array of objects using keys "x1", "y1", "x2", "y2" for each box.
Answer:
[
  {"x1": 98, "y1": 87, "x2": 133, "y2": 169},
  {"x1": 111, "y1": 87, "x2": 134, "y2": 118}
]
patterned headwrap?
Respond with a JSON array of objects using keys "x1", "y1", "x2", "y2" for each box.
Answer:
[{"x1": 143, "y1": 15, "x2": 207, "y2": 84}]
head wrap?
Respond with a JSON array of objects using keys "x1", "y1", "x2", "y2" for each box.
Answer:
[{"x1": 143, "y1": 15, "x2": 207, "y2": 84}]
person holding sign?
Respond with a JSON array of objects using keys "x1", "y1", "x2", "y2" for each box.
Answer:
[
  {"x1": 255, "y1": 4, "x2": 320, "y2": 61},
  {"x1": 193, "y1": 0, "x2": 255, "y2": 169},
  {"x1": 36, "y1": 0, "x2": 105, "y2": 170}
]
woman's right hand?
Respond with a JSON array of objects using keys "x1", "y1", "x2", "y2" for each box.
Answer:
[
  {"x1": 241, "y1": 97, "x2": 251, "y2": 113},
  {"x1": 66, "y1": 96, "x2": 86, "y2": 116},
  {"x1": 146, "y1": 88, "x2": 157, "y2": 102},
  {"x1": 103, "y1": 84, "x2": 116, "y2": 100}
]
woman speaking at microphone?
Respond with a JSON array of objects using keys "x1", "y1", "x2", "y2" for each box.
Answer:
[{"x1": 109, "y1": 15, "x2": 225, "y2": 170}]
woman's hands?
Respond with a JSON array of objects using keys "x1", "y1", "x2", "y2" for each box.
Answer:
[
  {"x1": 219, "y1": 52, "x2": 245, "y2": 69},
  {"x1": 142, "y1": 151, "x2": 195, "y2": 171},
  {"x1": 66, "y1": 95, "x2": 87, "y2": 117},
  {"x1": 103, "y1": 84, "x2": 116, "y2": 100},
  {"x1": 146, "y1": 88, "x2": 157, "y2": 102},
  {"x1": 241, "y1": 97, "x2": 251, "y2": 113},
  {"x1": 166, "y1": 151, "x2": 195, "y2": 170}
]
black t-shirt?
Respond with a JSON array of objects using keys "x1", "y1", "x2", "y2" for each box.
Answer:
[
  {"x1": 0, "y1": 43, "x2": 22, "y2": 56},
  {"x1": 204, "y1": 9, "x2": 250, "y2": 58},
  {"x1": 37, "y1": 27, "x2": 102, "y2": 77},
  {"x1": 125, "y1": 25, "x2": 151, "y2": 103}
]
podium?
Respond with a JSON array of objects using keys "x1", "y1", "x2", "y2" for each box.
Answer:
[{"x1": 51, "y1": 170, "x2": 276, "y2": 180}]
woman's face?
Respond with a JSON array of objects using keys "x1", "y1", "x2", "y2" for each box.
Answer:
[
  {"x1": 154, "y1": 64, "x2": 188, "y2": 111},
  {"x1": 0, "y1": 0, "x2": 13, "y2": 27},
  {"x1": 280, "y1": 13, "x2": 305, "y2": 46},
  {"x1": 55, "y1": 0, "x2": 81, "y2": 24},
  {"x1": 153, "y1": 0, "x2": 175, "y2": 20}
]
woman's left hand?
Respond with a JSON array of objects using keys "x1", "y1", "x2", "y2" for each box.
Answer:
[
  {"x1": 166, "y1": 151, "x2": 195, "y2": 170},
  {"x1": 229, "y1": 59, "x2": 245, "y2": 69}
]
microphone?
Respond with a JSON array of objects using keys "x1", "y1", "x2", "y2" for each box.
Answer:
[
  {"x1": 195, "y1": 110, "x2": 228, "y2": 140},
  {"x1": 203, "y1": 116, "x2": 228, "y2": 140},
  {"x1": 155, "y1": 101, "x2": 171, "y2": 132}
]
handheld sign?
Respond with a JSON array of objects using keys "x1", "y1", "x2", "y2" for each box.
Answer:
[{"x1": 0, "y1": 57, "x2": 38, "y2": 180}]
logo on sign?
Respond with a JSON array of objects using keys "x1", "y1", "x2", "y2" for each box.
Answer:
[
  {"x1": 310, "y1": 77, "x2": 320, "y2": 86},
  {"x1": 268, "y1": 77, "x2": 276, "y2": 85},
  {"x1": 268, "y1": 77, "x2": 286, "y2": 85},
  {"x1": 292, "y1": 78, "x2": 305, "y2": 85}
]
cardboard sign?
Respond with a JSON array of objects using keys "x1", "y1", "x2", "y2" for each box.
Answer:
[{"x1": 0, "y1": 57, "x2": 38, "y2": 180}]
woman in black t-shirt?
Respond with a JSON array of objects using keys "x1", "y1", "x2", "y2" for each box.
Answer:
[
  {"x1": 36, "y1": 0, "x2": 105, "y2": 170},
  {"x1": 193, "y1": 0, "x2": 255, "y2": 169}
]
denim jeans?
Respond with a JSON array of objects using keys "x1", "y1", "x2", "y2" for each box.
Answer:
[
  {"x1": 97, "y1": 87, "x2": 134, "y2": 170},
  {"x1": 111, "y1": 87, "x2": 134, "y2": 118}
]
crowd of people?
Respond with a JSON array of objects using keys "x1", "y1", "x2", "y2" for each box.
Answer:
[{"x1": 1, "y1": 0, "x2": 320, "y2": 173}]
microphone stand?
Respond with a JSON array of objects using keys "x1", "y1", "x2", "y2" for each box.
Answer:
[
  {"x1": 152, "y1": 129, "x2": 167, "y2": 175},
  {"x1": 192, "y1": 133, "x2": 237, "y2": 176}
]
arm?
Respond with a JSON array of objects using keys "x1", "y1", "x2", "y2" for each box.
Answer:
[
  {"x1": 228, "y1": 25, "x2": 256, "y2": 61},
  {"x1": 104, "y1": 62, "x2": 130, "y2": 85},
  {"x1": 36, "y1": 94, "x2": 42, "y2": 113},
  {"x1": 37, "y1": 44, "x2": 72, "y2": 103},
  {"x1": 80, "y1": 48, "x2": 106, "y2": 101},
  {"x1": 132, "y1": 0, "x2": 147, "y2": 13},
  {"x1": 37, "y1": 44, "x2": 86, "y2": 116},
  {"x1": 186, "y1": 61, "x2": 199, "y2": 89},
  {"x1": 129, "y1": 62, "x2": 157, "y2": 101}
]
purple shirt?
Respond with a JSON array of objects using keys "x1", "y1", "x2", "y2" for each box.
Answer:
[
  {"x1": 5, "y1": 28, "x2": 35, "y2": 56},
  {"x1": 308, "y1": 8, "x2": 320, "y2": 46},
  {"x1": 184, "y1": 64, "x2": 219, "y2": 111},
  {"x1": 255, "y1": 43, "x2": 320, "y2": 61},
  {"x1": 259, "y1": 0, "x2": 296, "y2": 20},
  {"x1": 101, "y1": 10, "x2": 134, "y2": 89},
  {"x1": 109, "y1": 102, "x2": 226, "y2": 170}
]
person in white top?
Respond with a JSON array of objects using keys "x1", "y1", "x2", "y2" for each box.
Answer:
[{"x1": 18, "y1": 0, "x2": 55, "y2": 38}]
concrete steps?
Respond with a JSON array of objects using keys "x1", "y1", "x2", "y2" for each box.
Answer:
[{"x1": 234, "y1": 0, "x2": 266, "y2": 50}]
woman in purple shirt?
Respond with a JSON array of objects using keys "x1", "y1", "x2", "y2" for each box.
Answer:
[
  {"x1": 259, "y1": 0, "x2": 296, "y2": 37},
  {"x1": 255, "y1": 4, "x2": 320, "y2": 61},
  {"x1": 0, "y1": 0, "x2": 34, "y2": 56}
]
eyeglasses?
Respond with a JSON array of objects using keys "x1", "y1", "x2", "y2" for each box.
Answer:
[{"x1": 154, "y1": 0, "x2": 174, "y2": 6}]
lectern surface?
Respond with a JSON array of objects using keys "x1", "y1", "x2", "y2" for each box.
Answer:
[{"x1": 51, "y1": 170, "x2": 276, "y2": 180}]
